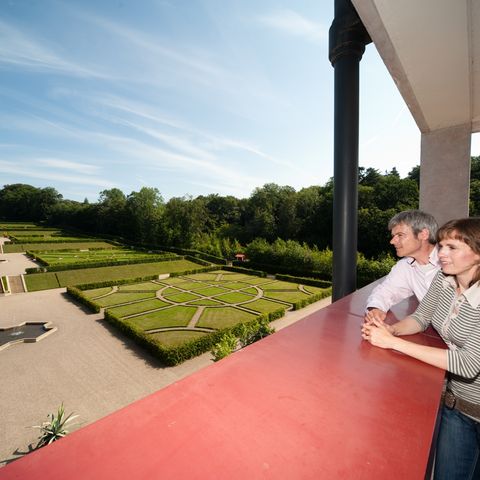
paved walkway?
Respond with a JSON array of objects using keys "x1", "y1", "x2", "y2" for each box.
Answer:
[
  {"x1": 0, "y1": 249, "x2": 331, "y2": 467},
  {"x1": 0, "y1": 239, "x2": 37, "y2": 277}
]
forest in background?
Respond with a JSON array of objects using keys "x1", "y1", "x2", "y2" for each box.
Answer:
[{"x1": 1, "y1": 157, "x2": 479, "y2": 262}]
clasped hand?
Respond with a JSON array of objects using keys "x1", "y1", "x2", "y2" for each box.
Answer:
[{"x1": 361, "y1": 316, "x2": 396, "y2": 349}]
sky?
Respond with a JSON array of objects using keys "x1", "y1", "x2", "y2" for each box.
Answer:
[{"x1": 1, "y1": 0, "x2": 479, "y2": 203}]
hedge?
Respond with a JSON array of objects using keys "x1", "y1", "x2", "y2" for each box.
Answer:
[
  {"x1": 103, "y1": 307, "x2": 285, "y2": 366},
  {"x1": 155, "y1": 246, "x2": 226, "y2": 265},
  {"x1": 72, "y1": 274, "x2": 162, "y2": 292},
  {"x1": 233, "y1": 261, "x2": 330, "y2": 281},
  {"x1": 169, "y1": 266, "x2": 219, "y2": 277},
  {"x1": 275, "y1": 274, "x2": 331, "y2": 289},
  {"x1": 235, "y1": 258, "x2": 394, "y2": 288},
  {"x1": 183, "y1": 255, "x2": 212, "y2": 266},
  {"x1": 222, "y1": 265, "x2": 267, "y2": 277},
  {"x1": 66, "y1": 286, "x2": 101, "y2": 313},
  {"x1": 291, "y1": 289, "x2": 332, "y2": 310}
]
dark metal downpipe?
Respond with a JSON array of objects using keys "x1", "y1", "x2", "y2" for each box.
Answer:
[{"x1": 329, "y1": 0, "x2": 371, "y2": 301}]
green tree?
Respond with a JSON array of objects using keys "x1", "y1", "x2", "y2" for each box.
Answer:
[
  {"x1": 0, "y1": 184, "x2": 62, "y2": 221},
  {"x1": 407, "y1": 165, "x2": 420, "y2": 186},
  {"x1": 126, "y1": 187, "x2": 164, "y2": 244},
  {"x1": 97, "y1": 188, "x2": 127, "y2": 236},
  {"x1": 164, "y1": 196, "x2": 206, "y2": 247}
]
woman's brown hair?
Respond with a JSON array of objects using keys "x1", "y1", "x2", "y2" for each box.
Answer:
[{"x1": 437, "y1": 217, "x2": 480, "y2": 287}]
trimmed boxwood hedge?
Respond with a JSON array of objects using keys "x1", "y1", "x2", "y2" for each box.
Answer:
[
  {"x1": 291, "y1": 289, "x2": 332, "y2": 310},
  {"x1": 66, "y1": 286, "x2": 101, "y2": 313},
  {"x1": 103, "y1": 307, "x2": 285, "y2": 366},
  {"x1": 222, "y1": 265, "x2": 267, "y2": 277},
  {"x1": 275, "y1": 274, "x2": 331, "y2": 289},
  {"x1": 235, "y1": 259, "x2": 393, "y2": 288},
  {"x1": 169, "y1": 266, "x2": 218, "y2": 277}
]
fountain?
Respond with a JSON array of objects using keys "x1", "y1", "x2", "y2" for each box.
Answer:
[{"x1": 0, "y1": 322, "x2": 57, "y2": 351}]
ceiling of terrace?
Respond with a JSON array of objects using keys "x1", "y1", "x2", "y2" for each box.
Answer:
[{"x1": 352, "y1": 0, "x2": 480, "y2": 134}]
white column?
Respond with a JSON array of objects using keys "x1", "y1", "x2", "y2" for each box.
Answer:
[{"x1": 420, "y1": 124, "x2": 471, "y2": 226}]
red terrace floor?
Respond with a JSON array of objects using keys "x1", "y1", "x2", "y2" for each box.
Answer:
[{"x1": 0, "y1": 282, "x2": 446, "y2": 480}]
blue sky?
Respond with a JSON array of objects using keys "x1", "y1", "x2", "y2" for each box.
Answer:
[{"x1": 1, "y1": 0, "x2": 478, "y2": 203}]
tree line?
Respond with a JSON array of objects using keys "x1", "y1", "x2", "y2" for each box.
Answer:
[{"x1": 1, "y1": 157, "x2": 479, "y2": 260}]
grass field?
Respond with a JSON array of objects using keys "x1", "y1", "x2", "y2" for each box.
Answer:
[
  {"x1": 4, "y1": 241, "x2": 115, "y2": 253},
  {"x1": 31, "y1": 248, "x2": 174, "y2": 267},
  {"x1": 3, "y1": 224, "x2": 104, "y2": 246},
  {"x1": 7, "y1": 229, "x2": 61, "y2": 237},
  {"x1": 83, "y1": 270, "x2": 331, "y2": 353},
  {"x1": 0, "y1": 222, "x2": 39, "y2": 230},
  {"x1": 24, "y1": 259, "x2": 202, "y2": 291}
]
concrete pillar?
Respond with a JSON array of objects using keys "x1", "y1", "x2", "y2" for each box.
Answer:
[{"x1": 420, "y1": 124, "x2": 471, "y2": 227}]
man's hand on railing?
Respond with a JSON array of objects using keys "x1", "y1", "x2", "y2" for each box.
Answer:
[{"x1": 363, "y1": 307, "x2": 387, "y2": 325}]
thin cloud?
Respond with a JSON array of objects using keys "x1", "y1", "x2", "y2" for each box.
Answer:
[
  {"x1": 256, "y1": 9, "x2": 326, "y2": 43},
  {"x1": 0, "y1": 160, "x2": 115, "y2": 188},
  {"x1": 92, "y1": 132, "x2": 262, "y2": 190},
  {"x1": 88, "y1": 92, "x2": 296, "y2": 169},
  {"x1": 73, "y1": 10, "x2": 227, "y2": 83},
  {"x1": 38, "y1": 158, "x2": 100, "y2": 175},
  {"x1": 0, "y1": 20, "x2": 107, "y2": 78}
]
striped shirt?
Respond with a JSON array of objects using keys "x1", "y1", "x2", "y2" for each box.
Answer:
[{"x1": 411, "y1": 271, "x2": 480, "y2": 406}]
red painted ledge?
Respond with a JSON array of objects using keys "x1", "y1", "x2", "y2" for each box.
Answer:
[{"x1": 0, "y1": 282, "x2": 445, "y2": 479}]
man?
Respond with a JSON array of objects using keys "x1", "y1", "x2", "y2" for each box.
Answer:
[{"x1": 365, "y1": 210, "x2": 440, "y2": 322}]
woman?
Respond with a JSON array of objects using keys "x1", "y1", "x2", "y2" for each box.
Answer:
[{"x1": 362, "y1": 218, "x2": 480, "y2": 480}]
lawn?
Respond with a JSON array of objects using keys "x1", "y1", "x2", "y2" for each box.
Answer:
[
  {"x1": 94, "y1": 291, "x2": 156, "y2": 308},
  {"x1": 197, "y1": 307, "x2": 257, "y2": 329},
  {"x1": 24, "y1": 259, "x2": 201, "y2": 291},
  {"x1": 126, "y1": 306, "x2": 197, "y2": 330},
  {"x1": 0, "y1": 222, "x2": 39, "y2": 229},
  {"x1": 263, "y1": 291, "x2": 310, "y2": 303},
  {"x1": 82, "y1": 287, "x2": 114, "y2": 298},
  {"x1": 24, "y1": 273, "x2": 60, "y2": 291},
  {"x1": 241, "y1": 298, "x2": 288, "y2": 313},
  {"x1": 164, "y1": 292, "x2": 200, "y2": 303},
  {"x1": 4, "y1": 241, "x2": 114, "y2": 253},
  {"x1": 214, "y1": 292, "x2": 256, "y2": 304},
  {"x1": 7, "y1": 229, "x2": 61, "y2": 237},
  {"x1": 108, "y1": 299, "x2": 169, "y2": 317},
  {"x1": 32, "y1": 248, "x2": 174, "y2": 267}
]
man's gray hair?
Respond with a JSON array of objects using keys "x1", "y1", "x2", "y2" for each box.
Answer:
[{"x1": 388, "y1": 210, "x2": 438, "y2": 244}]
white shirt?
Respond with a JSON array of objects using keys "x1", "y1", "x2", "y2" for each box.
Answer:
[{"x1": 365, "y1": 247, "x2": 440, "y2": 313}]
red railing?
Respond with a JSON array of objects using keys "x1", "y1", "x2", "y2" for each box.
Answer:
[{"x1": 0, "y1": 281, "x2": 445, "y2": 479}]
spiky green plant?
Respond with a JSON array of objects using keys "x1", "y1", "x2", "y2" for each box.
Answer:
[{"x1": 33, "y1": 403, "x2": 78, "y2": 449}]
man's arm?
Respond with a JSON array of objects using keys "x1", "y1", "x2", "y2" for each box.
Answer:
[{"x1": 365, "y1": 259, "x2": 414, "y2": 313}]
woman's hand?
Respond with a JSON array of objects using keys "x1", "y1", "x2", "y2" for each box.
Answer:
[{"x1": 361, "y1": 318, "x2": 396, "y2": 349}]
